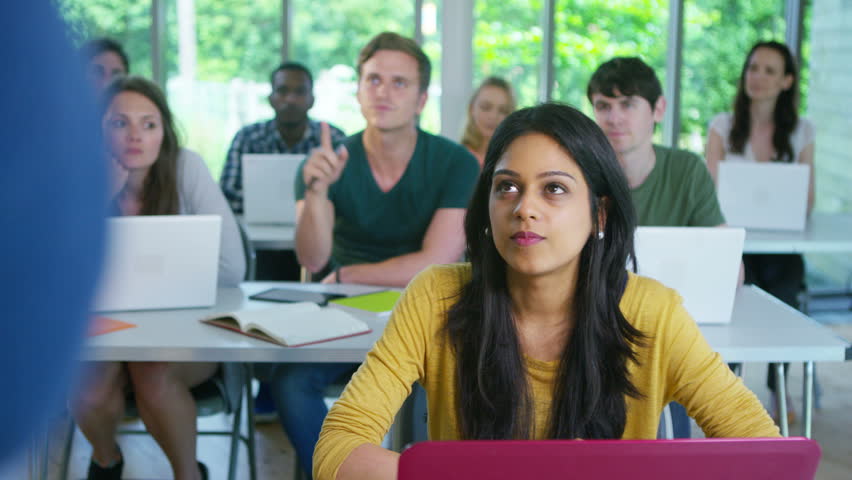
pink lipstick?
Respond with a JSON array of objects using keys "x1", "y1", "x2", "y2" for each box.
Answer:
[{"x1": 511, "y1": 231, "x2": 544, "y2": 246}]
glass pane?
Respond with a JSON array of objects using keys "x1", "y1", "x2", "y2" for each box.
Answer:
[
  {"x1": 474, "y1": 0, "x2": 543, "y2": 109},
  {"x1": 291, "y1": 0, "x2": 416, "y2": 136},
  {"x1": 56, "y1": 0, "x2": 153, "y2": 78},
  {"x1": 551, "y1": 0, "x2": 669, "y2": 118},
  {"x1": 799, "y1": 0, "x2": 811, "y2": 114},
  {"x1": 680, "y1": 0, "x2": 785, "y2": 153},
  {"x1": 164, "y1": 0, "x2": 283, "y2": 179},
  {"x1": 420, "y1": 0, "x2": 442, "y2": 134}
]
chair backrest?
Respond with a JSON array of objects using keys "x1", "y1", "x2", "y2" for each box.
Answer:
[{"x1": 237, "y1": 220, "x2": 257, "y2": 281}]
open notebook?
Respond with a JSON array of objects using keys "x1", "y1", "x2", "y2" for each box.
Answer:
[{"x1": 201, "y1": 302, "x2": 371, "y2": 347}]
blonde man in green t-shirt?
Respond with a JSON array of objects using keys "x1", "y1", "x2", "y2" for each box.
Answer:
[{"x1": 265, "y1": 32, "x2": 478, "y2": 479}]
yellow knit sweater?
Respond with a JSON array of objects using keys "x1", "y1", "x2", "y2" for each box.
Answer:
[{"x1": 314, "y1": 264, "x2": 779, "y2": 479}]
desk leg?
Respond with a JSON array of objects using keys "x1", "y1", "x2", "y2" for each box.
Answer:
[
  {"x1": 803, "y1": 361, "x2": 814, "y2": 439},
  {"x1": 776, "y1": 363, "x2": 789, "y2": 436},
  {"x1": 731, "y1": 363, "x2": 743, "y2": 377}
]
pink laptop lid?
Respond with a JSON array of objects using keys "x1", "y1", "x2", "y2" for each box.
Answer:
[{"x1": 398, "y1": 438, "x2": 820, "y2": 480}]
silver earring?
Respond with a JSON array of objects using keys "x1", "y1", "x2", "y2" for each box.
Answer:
[
  {"x1": 484, "y1": 227, "x2": 490, "y2": 236},
  {"x1": 597, "y1": 231, "x2": 604, "y2": 240}
]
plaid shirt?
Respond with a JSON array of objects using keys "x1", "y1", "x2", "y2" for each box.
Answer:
[{"x1": 219, "y1": 119, "x2": 345, "y2": 213}]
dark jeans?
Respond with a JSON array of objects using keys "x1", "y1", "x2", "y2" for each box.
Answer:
[
  {"x1": 668, "y1": 402, "x2": 691, "y2": 438},
  {"x1": 743, "y1": 253, "x2": 805, "y2": 393}
]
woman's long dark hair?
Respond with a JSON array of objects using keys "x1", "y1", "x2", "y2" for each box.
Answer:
[
  {"x1": 101, "y1": 75, "x2": 181, "y2": 215},
  {"x1": 730, "y1": 41, "x2": 799, "y2": 162},
  {"x1": 445, "y1": 103, "x2": 644, "y2": 440}
]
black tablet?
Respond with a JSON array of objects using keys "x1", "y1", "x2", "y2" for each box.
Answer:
[{"x1": 248, "y1": 288, "x2": 346, "y2": 305}]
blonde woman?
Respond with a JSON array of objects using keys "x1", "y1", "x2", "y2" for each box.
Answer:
[{"x1": 461, "y1": 76, "x2": 516, "y2": 166}]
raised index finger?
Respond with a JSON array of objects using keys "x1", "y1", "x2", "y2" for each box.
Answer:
[{"x1": 320, "y1": 121, "x2": 332, "y2": 151}]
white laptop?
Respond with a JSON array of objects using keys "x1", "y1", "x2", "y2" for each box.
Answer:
[
  {"x1": 633, "y1": 227, "x2": 744, "y2": 324},
  {"x1": 717, "y1": 162, "x2": 810, "y2": 231},
  {"x1": 93, "y1": 215, "x2": 222, "y2": 312},
  {"x1": 242, "y1": 153, "x2": 305, "y2": 225}
]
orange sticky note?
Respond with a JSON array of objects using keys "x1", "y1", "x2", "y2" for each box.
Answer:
[{"x1": 89, "y1": 316, "x2": 136, "y2": 337}]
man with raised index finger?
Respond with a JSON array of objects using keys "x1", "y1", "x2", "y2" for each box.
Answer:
[{"x1": 269, "y1": 32, "x2": 479, "y2": 478}]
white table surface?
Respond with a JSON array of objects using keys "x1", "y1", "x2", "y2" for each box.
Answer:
[
  {"x1": 86, "y1": 282, "x2": 384, "y2": 362},
  {"x1": 241, "y1": 213, "x2": 852, "y2": 254},
  {"x1": 700, "y1": 285, "x2": 849, "y2": 363},
  {"x1": 86, "y1": 283, "x2": 849, "y2": 365},
  {"x1": 743, "y1": 212, "x2": 852, "y2": 254}
]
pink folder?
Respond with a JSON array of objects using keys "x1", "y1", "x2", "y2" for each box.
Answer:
[{"x1": 398, "y1": 438, "x2": 820, "y2": 480}]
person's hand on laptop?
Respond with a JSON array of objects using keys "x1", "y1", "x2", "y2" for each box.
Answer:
[{"x1": 304, "y1": 121, "x2": 348, "y2": 196}]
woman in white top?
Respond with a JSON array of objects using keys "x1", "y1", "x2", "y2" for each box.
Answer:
[
  {"x1": 704, "y1": 41, "x2": 814, "y2": 424},
  {"x1": 71, "y1": 76, "x2": 245, "y2": 480},
  {"x1": 705, "y1": 41, "x2": 815, "y2": 209}
]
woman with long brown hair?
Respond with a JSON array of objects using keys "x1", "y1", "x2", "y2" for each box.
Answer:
[{"x1": 71, "y1": 76, "x2": 244, "y2": 480}]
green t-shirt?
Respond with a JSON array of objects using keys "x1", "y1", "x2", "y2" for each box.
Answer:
[
  {"x1": 631, "y1": 145, "x2": 725, "y2": 226},
  {"x1": 295, "y1": 129, "x2": 479, "y2": 267}
]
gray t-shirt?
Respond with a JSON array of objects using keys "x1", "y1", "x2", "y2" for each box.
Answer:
[{"x1": 177, "y1": 148, "x2": 246, "y2": 285}]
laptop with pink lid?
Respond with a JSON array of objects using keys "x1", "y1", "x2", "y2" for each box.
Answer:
[{"x1": 398, "y1": 438, "x2": 820, "y2": 480}]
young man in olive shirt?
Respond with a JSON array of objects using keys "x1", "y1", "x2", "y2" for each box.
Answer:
[
  {"x1": 588, "y1": 57, "x2": 724, "y2": 228},
  {"x1": 587, "y1": 57, "x2": 726, "y2": 439}
]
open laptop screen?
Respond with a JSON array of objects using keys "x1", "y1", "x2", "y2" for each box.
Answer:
[
  {"x1": 93, "y1": 215, "x2": 221, "y2": 312},
  {"x1": 399, "y1": 438, "x2": 820, "y2": 480},
  {"x1": 633, "y1": 227, "x2": 744, "y2": 324},
  {"x1": 242, "y1": 153, "x2": 305, "y2": 225},
  {"x1": 717, "y1": 162, "x2": 810, "y2": 231}
]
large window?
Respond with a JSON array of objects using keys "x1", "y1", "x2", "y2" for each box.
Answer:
[
  {"x1": 291, "y1": 0, "x2": 416, "y2": 136},
  {"x1": 56, "y1": 0, "x2": 815, "y2": 179},
  {"x1": 165, "y1": 0, "x2": 283, "y2": 179},
  {"x1": 551, "y1": 0, "x2": 668, "y2": 117},
  {"x1": 474, "y1": 0, "x2": 543, "y2": 109},
  {"x1": 57, "y1": 0, "x2": 153, "y2": 78},
  {"x1": 679, "y1": 0, "x2": 786, "y2": 153},
  {"x1": 419, "y1": 0, "x2": 443, "y2": 134}
]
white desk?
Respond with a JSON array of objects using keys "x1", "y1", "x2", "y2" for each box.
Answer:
[
  {"x1": 702, "y1": 286, "x2": 849, "y2": 363},
  {"x1": 701, "y1": 285, "x2": 850, "y2": 438},
  {"x1": 241, "y1": 213, "x2": 852, "y2": 254},
  {"x1": 86, "y1": 283, "x2": 849, "y2": 439},
  {"x1": 743, "y1": 213, "x2": 852, "y2": 254},
  {"x1": 86, "y1": 282, "x2": 382, "y2": 363},
  {"x1": 243, "y1": 223, "x2": 295, "y2": 251}
]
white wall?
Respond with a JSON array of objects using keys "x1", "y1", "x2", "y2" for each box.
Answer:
[
  {"x1": 808, "y1": 0, "x2": 852, "y2": 214},
  {"x1": 805, "y1": 0, "x2": 852, "y2": 285}
]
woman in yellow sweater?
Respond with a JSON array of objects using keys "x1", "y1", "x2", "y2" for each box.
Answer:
[{"x1": 314, "y1": 103, "x2": 779, "y2": 480}]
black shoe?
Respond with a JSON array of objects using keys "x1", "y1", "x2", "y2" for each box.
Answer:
[
  {"x1": 86, "y1": 448, "x2": 123, "y2": 480},
  {"x1": 198, "y1": 460, "x2": 209, "y2": 480}
]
